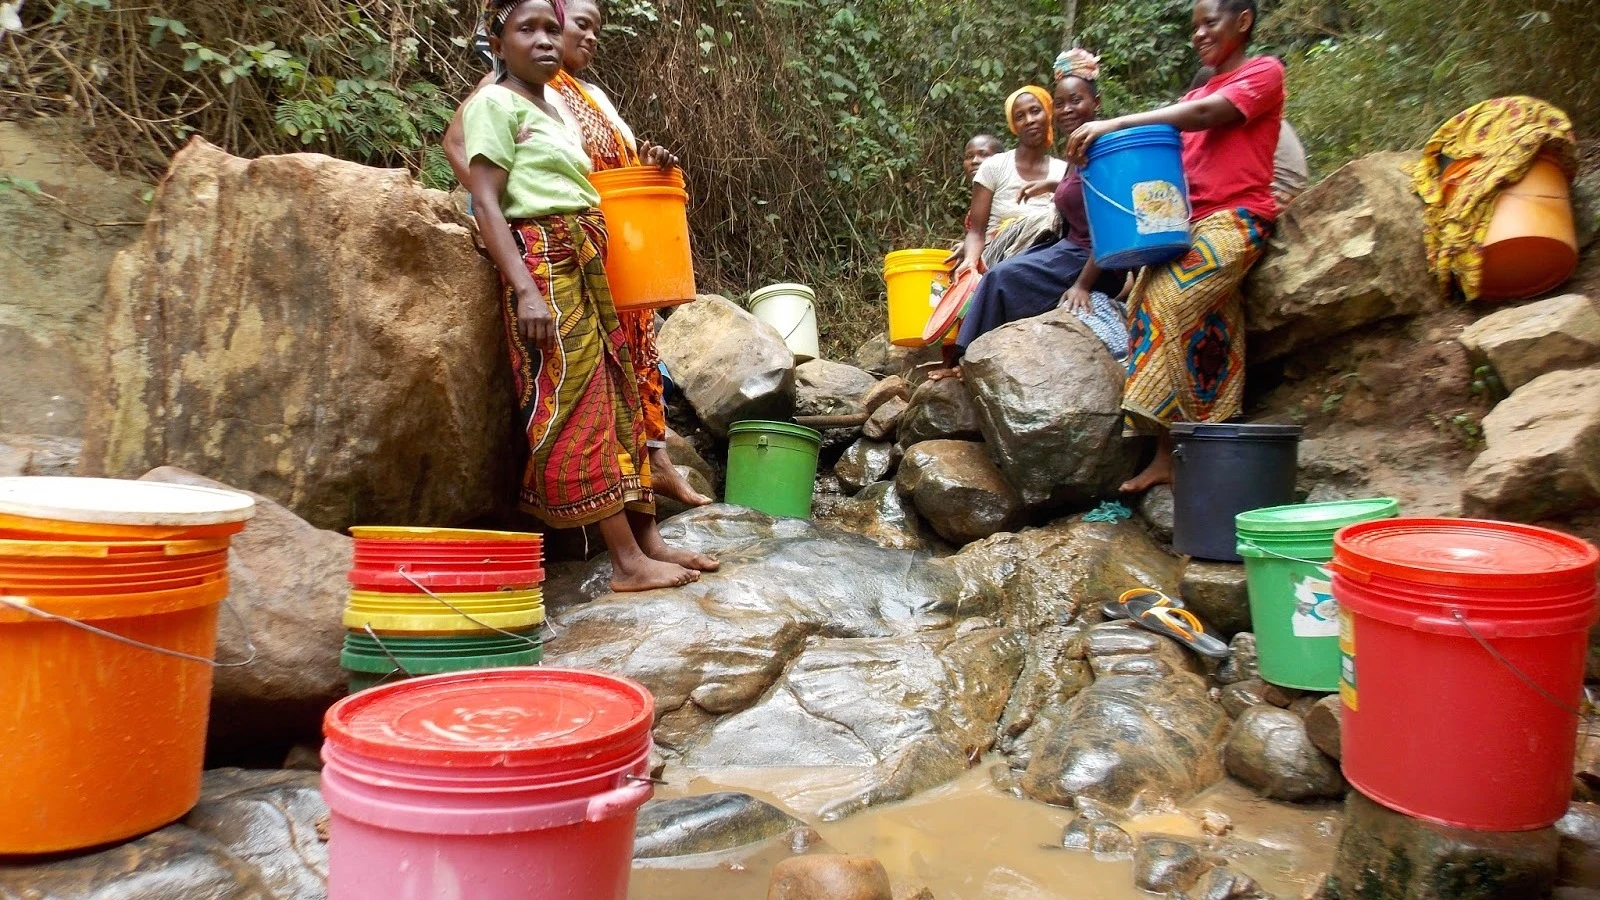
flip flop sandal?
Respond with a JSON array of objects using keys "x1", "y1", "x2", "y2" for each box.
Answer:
[
  {"x1": 1122, "y1": 596, "x2": 1231, "y2": 660},
  {"x1": 1100, "y1": 587, "x2": 1185, "y2": 622}
]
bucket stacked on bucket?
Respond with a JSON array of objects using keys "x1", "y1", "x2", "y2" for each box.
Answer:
[
  {"x1": 321, "y1": 667, "x2": 656, "y2": 899},
  {"x1": 0, "y1": 476, "x2": 255, "y2": 854},
  {"x1": 1332, "y1": 518, "x2": 1598, "y2": 831},
  {"x1": 342, "y1": 527, "x2": 545, "y2": 693}
]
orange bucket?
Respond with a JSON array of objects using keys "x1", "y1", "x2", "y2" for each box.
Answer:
[
  {"x1": 0, "y1": 477, "x2": 254, "y2": 542},
  {"x1": 1480, "y1": 155, "x2": 1579, "y2": 301},
  {"x1": 0, "y1": 579, "x2": 227, "y2": 853},
  {"x1": 589, "y1": 166, "x2": 697, "y2": 310}
]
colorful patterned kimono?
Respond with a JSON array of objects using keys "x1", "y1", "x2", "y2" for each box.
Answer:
[
  {"x1": 506, "y1": 212, "x2": 652, "y2": 526},
  {"x1": 550, "y1": 71, "x2": 668, "y2": 447},
  {"x1": 1122, "y1": 208, "x2": 1269, "y2": 432}
]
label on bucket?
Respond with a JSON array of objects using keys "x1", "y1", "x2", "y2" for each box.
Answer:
[
  {"x1": 1339, "y1": 607, "x2": 1358, "y2": 711},
  {"x1": 1289, "y1": 570, "x2": 1340, "y2": 638},
  {"x1": 1132, "y1": 181, "x2": 1190, "y2": 235},
  {"x1": 928, "y1": 279, "x2": 945, "y2": 308}
]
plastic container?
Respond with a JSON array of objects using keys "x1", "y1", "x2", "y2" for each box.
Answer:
[
  {"x1": 1171, "y1": 422, "x2": 1302, "y2": 562},
  {"x1": 349, "y1": 561, "x2": 545, "y2": 594},
  {"x1": 723, "y1": 421, "x2": 822, "y2": 519},
  {"x1": 342, "y1": 631, "x2": 544, "y2": 693},
  {"x1": 1479, "y1": 155, "x2": 1579, "y2": 301},
  {"x1": 1332, "y1": 518, "x2": 1598, "y2": 831},
  {"x1": 1235, "y1": 498, "x2": 1400, "y2": 690},
  {"x1": 0, "y1": 578, "x2": 228, "y2": 853},
  {"x1": 884, "y1": 249, "x2": 951, "y2": 347},
  {"x1": 0, "y1": 476, "x2": 254, "y2": 540},
  {"x1": 749, "y1": 283, "x2": 821, "y2": 363},
  {"x1": 343, "y1": 588, "x2": 545, "y2": 635},
  {"x1": 1082, "y1": 125, "x2": 1193, "y2": 269},
  {"x1": 321, "y1": 668, "x2": 655, "y2": 900},
  {"x1": 350, "y1": 526, "x2": 542, "y2": 544},
  {"x1": 588, "y1": 166, "x2": 696, "y2": 310}
]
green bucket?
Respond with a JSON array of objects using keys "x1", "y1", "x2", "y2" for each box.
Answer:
[
  {"x1": 1235, "y1": 498, "x2": 1400, "y2": 690},
  {"x1": 341, "y1": 629, "x2": 543, "y2": 694},
  {"x1": 723, "y1": 420, "x2": 822, "y2": 519}
]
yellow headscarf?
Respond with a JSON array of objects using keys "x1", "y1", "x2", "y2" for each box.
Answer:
[{"x1": 1005, "y1": 85, "x2": 1055, "y2": 147}]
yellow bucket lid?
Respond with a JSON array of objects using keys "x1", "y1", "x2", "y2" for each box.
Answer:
[
  {"x1": 342, "y1": 606, "x2": 546, "y2": 633},
  {"x1": 348, "y1": 526, "x2": 541, "y2": 543}
]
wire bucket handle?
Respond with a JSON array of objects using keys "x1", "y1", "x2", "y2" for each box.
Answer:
[
  {"x1": 397, "y1": 567, "x2": 545, "y2": 648},
  {"x1": 0, "y1": 595, "x2": 259, "y2": 668}
]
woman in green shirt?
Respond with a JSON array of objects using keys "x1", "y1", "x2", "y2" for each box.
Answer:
[{"x1": 465, "y1": 0, "x2": 711, "y2": 591}]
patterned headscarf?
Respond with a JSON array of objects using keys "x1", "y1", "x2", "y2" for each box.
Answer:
[
  {"x1": 483, "y1": 0, "x2": 566, "y2": 36},
  {"x1": 1054, "y1": 48, "x2": 1102, "y2": 94},
  {"x1": 1005, "y1": 85, "x2": 1055, "y2": 146}
]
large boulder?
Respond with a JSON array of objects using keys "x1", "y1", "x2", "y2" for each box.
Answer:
[
  {"x1": 1244, "y1": 152, "x2": 1441, "y2": 362},
  {"x1": 1462, "y1": 366, "x2": 1600, "y2": 521},
  {"x1": 1459, "y1": 293, "x2": 1600, "y2": 392},
  {"x1": 139, "y1": 467, "x2": 351, "y2": 757},
  {"x1": 1223, "y1": 706, "x2": 1345, "y2": 802},
  {"x1": 818, "y1": 481, "x2": 930, "y2": 552},
  {"x1": 900, "y1": 377, "x2": 984, "y2": 445},
  {"x1": 849, "y1": 334, "x2": 941, "y2": 380},
  {"x1": 83, "y1": 139, "x2": 514, "y2": 530},
  {"x1": 658, "y1": 294, "x2": 796, "y2": 436},
  {"x1": 794, "y1": 359, "x2": 877, "y2": 418},
  {"x1": 895, "y1": 440, "x2": 1022, "y2": 545},
  {"x1": 0, "y1": 120, "x2": 149, "y2": 438},
  {"x1": 963, "y1": 308, "x2": 1134, "y2": 510},
  {"x1": 1020, "y1": 672, "x2": 1230, "y2": 811}
]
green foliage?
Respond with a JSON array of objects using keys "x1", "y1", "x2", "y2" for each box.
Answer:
[{"x1": 1077, "y1": 0, "x2": 1195, "y2": 113}]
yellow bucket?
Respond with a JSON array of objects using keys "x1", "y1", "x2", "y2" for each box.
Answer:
[
  {"x1": 884, "y1": 249, "x2": 952, "y2": 348},
  {"x1": 343, "y1": 588, "x2": 545, "y2": 634}
]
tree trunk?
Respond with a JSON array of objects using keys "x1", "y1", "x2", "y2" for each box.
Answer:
[{"x1": 1062, "y1": 0, "x2": 1079, "y2": 50}]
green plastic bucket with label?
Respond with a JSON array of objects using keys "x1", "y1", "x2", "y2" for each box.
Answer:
[
  {"x1": 1236, "y1": 498, "x2": 1400, "y2": 690},
  {"x1": 723, "y1": 421, "x2": 822, "y2": 519}
]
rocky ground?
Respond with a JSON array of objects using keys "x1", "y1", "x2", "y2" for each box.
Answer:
[{"x1": 3, "y1": 124, "x2": 1600, "y2": 898}]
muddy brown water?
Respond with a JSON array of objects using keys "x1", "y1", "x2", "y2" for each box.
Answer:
[{"x1": 630, "y1": 762, "x2": 1340, "y2": 899}]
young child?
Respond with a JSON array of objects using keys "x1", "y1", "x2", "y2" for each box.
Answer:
[
  {"x1": 463, "y1": 0, "x2": 713, "y2": 591},
  {"x1": 963, "y1": 133, "x2": 1004, "y2": 183}
]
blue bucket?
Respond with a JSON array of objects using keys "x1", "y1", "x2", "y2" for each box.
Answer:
[{"x1": 1082, "y1": 125, "x2": 1193, "y2": 269}]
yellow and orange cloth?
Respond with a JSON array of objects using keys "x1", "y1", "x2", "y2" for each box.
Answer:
[{"x1": 1411, "y1": 96, "x2": 1576, "y2": 301}]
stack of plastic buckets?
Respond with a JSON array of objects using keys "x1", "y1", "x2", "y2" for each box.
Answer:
[
  {"x1": 1332, "y1": 518, "x2": 1598, "y2": 831},
  {"x1": 1234, "y1": 498, "x2": 1400, "y2": 690},
  {"x1": 321, "y1": 667, "x2": 656, "y2": 899},
  {"x1": 0, "y1": 476, "x2": 254, "y2": 854},
  {"x1": 342, "y1": 527, "x2": 545, "y2": 692}
]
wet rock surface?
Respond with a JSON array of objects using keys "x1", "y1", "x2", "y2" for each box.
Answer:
[
  {"x1": 1180, "y1": 561, "x2": 1253, "y2": 639},
  {"x1": 1060, "y1": 814, "x2": 1135, "y2": 857},
  {"x1": 658, "y1": 294, "x2": 797, "y2": 436},
  {"x1": 1559, "y1": 802, "x2": 1600, "y2": 890},
  {"x1": 962, "y1": 307, "x2": 1134, "y2": 511},
  {"x1": 1224, "y1": 707, "x2": 1345, "y2": 802},
  {"x1": 795, "y1": 359, "x2": 878, "y2": 418},
  {"x1": 1216, "y1": 633, "x2": 1260, "y2": 685},
  {"x1": 1459, "y1": 293, "x2": 1600, "y2": 392},
  {"x1": 634, "y1": 791, "x2": 805, "y2": 859},
  {"x1": 1086, "y1": 620, "x2": 1202, "y2": 678},
  {"x1": 899, "y1": 378, "x2": 984, "y2": 445},
  {"x1": 1139, "y1": 484, "x2": 1176, "y2": 544},
  {"x1": 1327, "y1": 790, "x2": 1560, "y2": 900},
  {"x1": 140, "y1": 467, "x2": 351, "y2": 758},
  {"x1": 766, "y1": 854, "x2": 894, "y2": 900},
  {"x1": 817, "y1": 481, "x2": 929, "y2": 552},
  {"x1": 862, "y1": 395, "x2": 908, "y2": 441},
  {"x1": 0, "y1": 768, "x2": 328, "y2": 900},
  {"x1": 1462, "y1": 366, "x2": 1600, "y2": 522},
  {"x1": 1304, "y1": 694, "x2": 1343, "y2": 760},
  {"x1": 0, "y1": 433, "x2": 81, "y2": 477},
  {"x1": 83, "y1": 139, "x2": 514, "y2": 531},
  {"x1": 849, "y1": 335, "x2": 941, "y2": 381},
  {"x1": 895, "y1": 440, "x2": 1022, "y2": 545},
  {"x1": 1133, "y1": 835, "x2": 1218, "y2": 893},
  {"x1": 835, "y1": 438, "x2": 900, "y2": 494}
]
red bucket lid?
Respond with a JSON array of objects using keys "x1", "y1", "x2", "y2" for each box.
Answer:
[
  {"x1": 323, "y1": 667, "x2": 654, "y2": 769},
  {"x1": 921, "y1": 268, "x2": 980, "y2": 345},
  {"x1": 1335, "y1": 518, "x2": 1599, "y2": 590}
]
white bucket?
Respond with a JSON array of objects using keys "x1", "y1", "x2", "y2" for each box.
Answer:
[{"x1": 748, "y1": 283, "x2": 821, "y2": 363}]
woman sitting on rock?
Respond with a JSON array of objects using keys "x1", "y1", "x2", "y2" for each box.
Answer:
[
  {"x1": 1066, "y1": 0, "x2": 1284, "y2": 493},
  {"x1": 937, "y1": 50, "x2": 1130, "y2": 376},
  {"x1": 950, "y1": 86, "x2": 1067, "y2": 280},
  {"x1": 462, "y1": 0, "x2": 712, "y2": 591}
]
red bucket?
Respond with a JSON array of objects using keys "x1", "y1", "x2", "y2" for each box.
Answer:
[
  {"x1": 1332, "y1": 518, "x2": 1599, "y2": 831},
  {"x1": 348, "y1": 564, "x2": 546, "y2": 594}
]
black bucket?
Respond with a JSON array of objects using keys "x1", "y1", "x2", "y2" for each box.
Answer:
[{"x1": 1170, "y1": 422, "x2": 1302, "y2": 562}]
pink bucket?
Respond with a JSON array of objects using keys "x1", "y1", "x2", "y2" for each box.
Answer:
[{"x1": 321, "y1": 667, "x2": 655, "y2": 900}]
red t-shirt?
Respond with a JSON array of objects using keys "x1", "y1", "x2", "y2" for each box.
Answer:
[{"x1": 1181, "y1": 56, "x2": 1285, "y2": 222}]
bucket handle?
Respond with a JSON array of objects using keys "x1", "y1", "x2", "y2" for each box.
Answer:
[
  {"x1": 0, "y1": 594, "x2": 259, "y2": 668},
  {"x1": 397, "y1": 568, "x2": 546, "y2": 647},
  {"x1": 1435, "y1": 608, "x2": 1586, "y2": 720},
  {"x1": 1326, "y1": 559, "x2": 1371, "y2": 583},
  {"x1": 1079, "y1": 173, "x2": 1143, "y2": 219},
  {"x1": 757, "y1": 435, "x2": 770, "y2": 451},
  {"x1": 1236, "y1": 540, "x2": 1329, "y2": 568},
  {"x1": 361, "y1": 622, "x2": 415, "y2": 687}
]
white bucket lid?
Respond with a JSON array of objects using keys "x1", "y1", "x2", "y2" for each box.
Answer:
[{"x1": 0, "y1": 477, "x2": 256, "y2": 526}]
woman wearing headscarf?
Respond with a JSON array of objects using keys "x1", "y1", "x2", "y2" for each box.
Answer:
[
  {"x1": 947, "y1": 50, "x2": 1129, "y2": 364},
  {"x1": 949, "y1": 85, "x2": 1067, "y2": 281}
]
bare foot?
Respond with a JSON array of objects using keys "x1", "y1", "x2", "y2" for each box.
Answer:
[
  {"x1": 925, "y1": 366, "x2": 963, "y2": 382},
  {"x1": 1120, "y1": 452, "x2": 1173, "y2": 494},
  {"x1": 637, "y1": 523, "x2": 720, "y2": 572},
  {"x1": 649, "y1": 448, "x2": 713, "y2": 507},
  {"x1": 611, "y1": 557, "x2": 700, "y2": 592}
]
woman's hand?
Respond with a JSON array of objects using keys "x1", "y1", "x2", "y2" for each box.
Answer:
[
  {"x1": 1060, "y1": 285, "x2": 1094, "y2": 314},
  {"x1": 515, "y1": 284, "x2": 556, "y2": 350},
  {"x1": 1019, "y1": 179, "x2": 1060, "y2": 202},
  {"x1": 1065, "y1": 118, "x2": 1121, "y2": 165},
  {"x1": 639, "y1": 141, "x2": 678, "y2": 171}
]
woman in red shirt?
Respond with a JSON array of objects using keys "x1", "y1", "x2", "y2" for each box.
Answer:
[{"x1": 1065, "y1": 0, "x2": 1283, "y2": 493}]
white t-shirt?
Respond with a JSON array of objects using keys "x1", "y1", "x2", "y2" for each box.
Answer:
[{"x1": 974, "y1": 150, "x2": 1067, "y2": 232}]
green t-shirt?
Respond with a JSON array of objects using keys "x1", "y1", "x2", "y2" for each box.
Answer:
[{"x1": 461, "y1": 83, "x2": 600, "y2": 220}]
